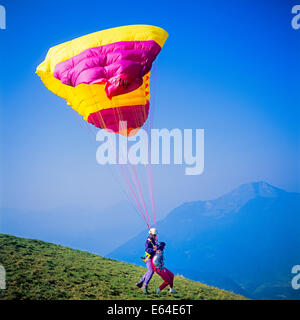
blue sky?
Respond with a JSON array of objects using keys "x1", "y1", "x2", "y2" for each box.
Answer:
[{"x1": 0, "y1": 0, "x2": 299, "y2": 224}]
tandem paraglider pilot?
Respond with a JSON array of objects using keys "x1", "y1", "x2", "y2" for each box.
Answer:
[{"x1": 136, "y1": 228, "x2": 157, "y2": 294}]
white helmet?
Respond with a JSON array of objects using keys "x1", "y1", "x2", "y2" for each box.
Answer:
[{"x1": 149, "y1": 227, "x2": 157, "y2": 235}]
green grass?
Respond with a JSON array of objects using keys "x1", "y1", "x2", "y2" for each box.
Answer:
[{"x1": 0, "y1": 234, "x2": 246, "y2": 300}]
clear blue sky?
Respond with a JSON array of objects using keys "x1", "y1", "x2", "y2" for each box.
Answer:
[{"x1": 0, "y1": 0, "x2": 299, "y2": 222}]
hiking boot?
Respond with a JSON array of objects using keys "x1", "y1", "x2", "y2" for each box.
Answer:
[
  {"x1": 169, "y1": 288, "x2": 177, "y2": 293},
  {"x1": 156, "y1": 288, "x2": 161, "y2": 294},
  {"x1": 136, "y1": 282, "x2": 143, "y2": 288},
  {"x1": 142, "y1": 286, "x2": 148, "y2": 294}
]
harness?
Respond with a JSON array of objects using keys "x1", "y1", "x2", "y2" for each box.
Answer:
[{"x1": 142, "y1": 237, "x2": 156, "y2": 262}]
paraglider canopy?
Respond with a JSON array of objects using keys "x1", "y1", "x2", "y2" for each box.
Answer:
[
  {"x1": 36, "y1": 25, "x2": 168, "y2": 230},
  {"x1": 36, "y1": 25, "x2": 168, "y2": 136}
]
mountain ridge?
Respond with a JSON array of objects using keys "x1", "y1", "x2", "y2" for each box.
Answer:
[{"x1": 108, "y1": 181, "x2": 300, "y2": 300}]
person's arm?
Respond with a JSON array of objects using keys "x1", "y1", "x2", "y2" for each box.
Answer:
[{"x1": 145, "y1": 239, "x2": 155, "y2": 256}]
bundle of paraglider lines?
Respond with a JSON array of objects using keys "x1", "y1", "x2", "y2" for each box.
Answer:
[{"x1": 36, "y1": 25, "x2": 168, "y2": 230}]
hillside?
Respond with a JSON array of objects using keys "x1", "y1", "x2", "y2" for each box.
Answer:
[
  {"x1": 109, "y1": 182, "x2": 300, "y2": 300},
  {"x1": 0, "y1": 234, "x2": 245, "y2": 300}
]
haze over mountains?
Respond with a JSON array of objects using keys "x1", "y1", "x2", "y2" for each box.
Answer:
[
  {"x1": 0, "y1": 202, "x2": 144, "y2": 255},
  {"x1": 108, "y1": 182, "x2": 300, "y2": 300}
]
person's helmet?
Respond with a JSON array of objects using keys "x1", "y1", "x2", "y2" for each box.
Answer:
[
  {"x1": 149, "y1": 228, "x2": 157, "y2": 235},
  {"x1": 157, "y1": 242, "x2": 166, "y2": 250}
]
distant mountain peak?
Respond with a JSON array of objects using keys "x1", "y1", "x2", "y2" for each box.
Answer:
[
  {"x1": 168, "y1": 182, "x2": 288, "y2": 219},
  {"x1": 208, "y1": 181, "x2": 286, "y2": 215},
  {"x1": 234, "y1": 181, "x2": 285, "y2": 198}
]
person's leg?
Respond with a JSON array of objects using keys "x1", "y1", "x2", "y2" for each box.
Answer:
[
  {"x1": 167, "y1": 270, "x2": 174, "y2": 288},
  {"x1": 169, "y1": 276, "x2": 174, "y2": 288},
  {"x1": 139, "y1": 260, "x2": 152, "y2": 283},
  {"x1": 163, "y1": 268, "x2": 174, "y2": 288},
  {"x1": 158, "y1": 268, "x2": 171, "y2": 291},
  {"x1": 163, "y1": 268, "x2": 176, "y2": 293},
  {"x1": 142, "y1": 260, "x2": 154, "y2": 287},
  {"x1": 159, "y1": 281, "x2": 169, "y2": 291}
]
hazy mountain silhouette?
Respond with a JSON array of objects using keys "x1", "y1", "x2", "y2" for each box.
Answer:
[
  {"x1": 0, "y1": 201, "x2": 145, "y2": 255},
  {"x1": 108, "y1": 182, "x2": 300, "y2": 299}
]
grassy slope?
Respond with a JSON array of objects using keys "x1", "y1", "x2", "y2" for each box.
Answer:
[{"x1": 0, "y1": 234, "x2": 246, "y2": 300}]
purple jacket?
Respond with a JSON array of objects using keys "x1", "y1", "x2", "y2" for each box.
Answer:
[{"x1": 145, "y1": 237, "x2": 157, "y2": 259}]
